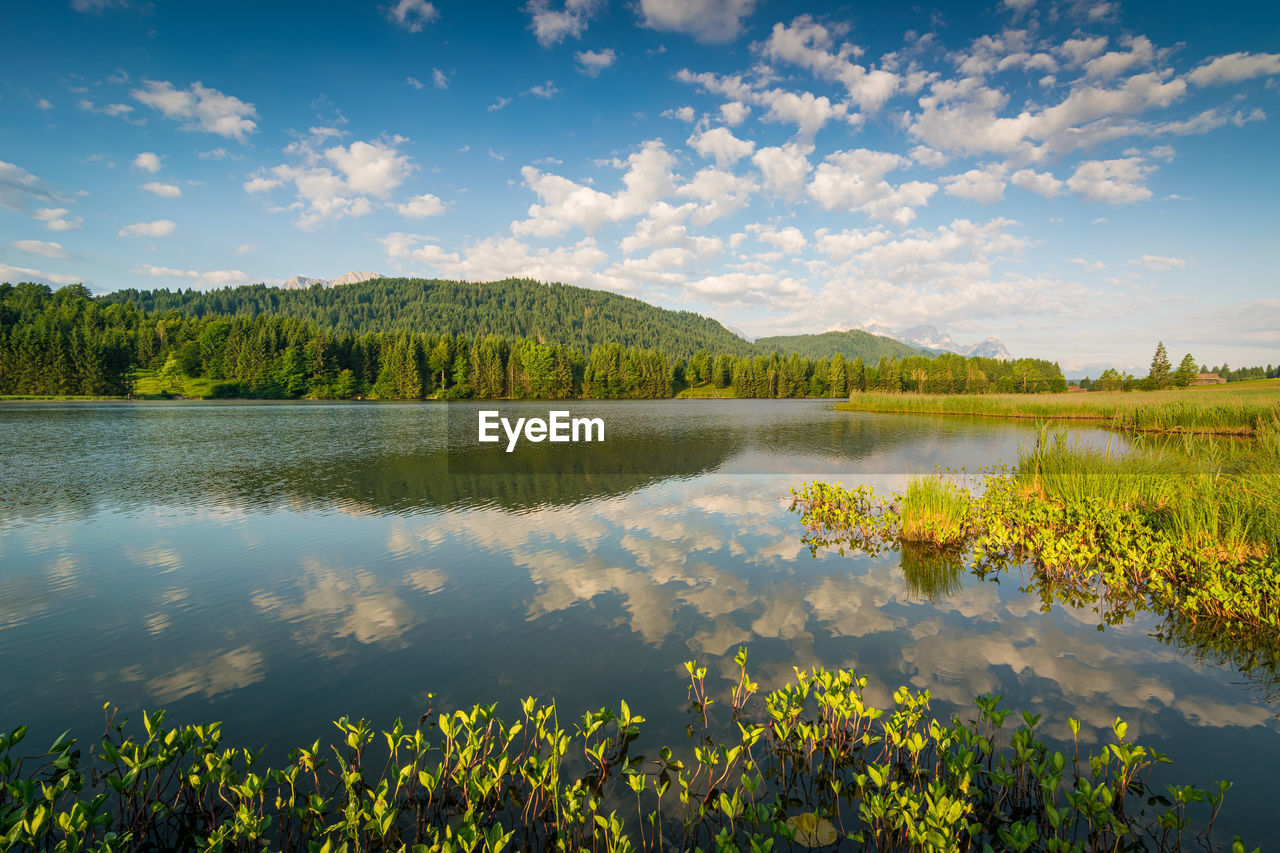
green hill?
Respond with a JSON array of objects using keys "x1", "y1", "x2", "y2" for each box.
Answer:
[
  {"x1": 100, "y1": 277, "x2": 756, "y2": 360},
  {"x1": 754, "y1": 329, "x2": 926, "y2": 363}
]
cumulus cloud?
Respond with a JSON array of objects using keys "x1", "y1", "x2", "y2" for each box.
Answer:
[
  {"x1": 637, "y1": 0, "x2": 756, "y2": 43},
  {"x1": 942, "y1": 163, "x2": 1008, "y2": 203},
  {"x1": 131, "y1": 80, "x2": 257, "y2": 141},
  {"x1": 761, "y1": 16, "x2": 900, "y2": 111},
  {"x1": 750, "y1": 142, "x2": 813, "y2": 201},
  {"x1": 687, "y1": 127, "x2": 755, "y2": 167},
  {"x1": 1187, "y1": 51, "x2": 1280, "y2": 86},
  {"x1": 141, "y1": 182, "x2": 181, "y2": 197},
  {"x1": 132, "y1": 152, "x2": 162, "y2": 173},
  {"x1": 513, "y1": 140, "x2": 675, "y2": 237},
  {"x1": 383, "y1": 0, "x2": 439, "y2": 32},
  {"x1": 662, "y1": 105, "x2": 696, "y2": 122},
  {"x1": 131, "y1": 265, "x2": 250, "y2": 288},
  {"x1": 1132, "y1": 254, "x2": 1187, "y2": 271},
  {"x1": 807, "y1": 148, "x2": 938, "y2": 224},
  {"x1": 720, "y1": 101, "x2": 750, "y2": 125},
  {"x1": 575, "y1": 48, "x2": 616, "y2": 76},
  {"x1": 250, "y1": 134, "x2": 415, "y2": 229},
  {"x1": 35, "y1": 208, "x2": 83, "y2": 231},
  {"x1": 1066, "y1": 157, "x2": 1153, "y2": 203},
  {"x1": 748, "y1": 224, "x2": 807, "y2": 254},
  {"x1": 397, "y1": 192, "x2": 445, "y2": 218},
  {"x1": 525, "y1": 0, "x2": 602, "y2": 47},
  {"x1": 12, "y1": 240, "x2": 69, "y2": 259},
  {"x1": 119, "y1": 220, "x2": 176, "y2": 237},
  {"x1": 1010, "y1": 167, "x2": 1063, "y2": 198}
]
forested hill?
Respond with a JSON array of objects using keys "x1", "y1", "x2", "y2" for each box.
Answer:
[
  {"x1": 754, "y1": 329, "x2": 927, "y2": 362},
  {"x1": 100, "y1": 277, "x2": 756, "y2": 360}
]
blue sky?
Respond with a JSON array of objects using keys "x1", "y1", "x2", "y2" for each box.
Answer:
[{"x1": 1, "y1": 0, "x2": 1277, "y2": 371}]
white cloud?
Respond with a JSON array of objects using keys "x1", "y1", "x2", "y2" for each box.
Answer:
[
  {"x1": 525, "y1": 80, "x2": 559, "y2": 99},
  {"x1": 1066, "y1": 157, "x2": 1153, "y2": 203},
  {"x1": 1187, "y1": 52, "x2": 1280, "y2": 86},
  {"x1": 910, "y1": 145, "x2": 948, "y2": 168},
  {"x1": 198, "y1": 147, "x2": 231, "y2": 160},
  {"x1": 662, "y1": 106, "x2": 696, "y2": 122},
  {"x1": 720, "y1": 101, "x2": 750, "y2": 125},
  {"x1": 1083, "y1": 36, "x2": 1154, "y2": 79},
  {"x1": 243, "y1": 176, "x2": 282, "y2": 193},
  {"x1": 750, "y1": 142, "x2": 812, "y2": 201},
  {"x1": 1068, "y1": 257, "x2": 1105, "y2": 271},
  {"x1": 1132, "y1": 254, "x2": 1186, "y2": 271},
  {"x1": 406, "y1": 76, "x2": 424, "y2": 90},
  {"x1": 0, "y1": 161, "x2": 58, "y2": 213},
  {"x1": 253, "y1": 135, "x2": 415, "y2": 229},
  {"x1": 525, "y1": 0, "x2": 602, "y2": 47},
  {"x1": 575, "y1": 48, "x2": 616, "y2": 76},
  {"x1": 760, "y1": 16, "x2": 900, "y2": 112},
  {"x1": 0, "y1": 262, "x2": 82, "y2": 287},
  {"x1": 131, "y1": 265, "x2": 250, "y2": 288},
  {"x1": 807, "y1": 148, "x2": 937, "y2": 224},
  {"x1": 397, "y1": 192, "x2": 445, "y2": 218},
  {"x1": 34, "y1": 208, "x2": 83, "y2": 231},
  {"x1": 12, "y1": 240, "x2": 69, "y2": 259},
  {"x1": 235, "y1": 243, "x2": 257, "y2": 255},
  {"x1": 35, "y1": 98, "x2": 53, "y2": 110},
  {"x1": 119, "y1": 220, "x2": 176, "y2": 237},
  {"x1": 433, "y1": 68, "x2": 450, "y2": 89},
  {"x1": 1010, "y1": 167, "x2": 1063, "y2": 198},
  {"x1": 131, "y1": 80, "x2": 258, "y2": 142},
  {"x1": 675, "y1": 167, "x2": 756, "y2": 224},
  {"x1": 141, "y1": 182, "x2": 181, "y2": 197},
  {"x1": 132, "y1": 152, "x2": 162, "y2": 173},
  {"x1": 687, "y1": 127, "x2": 755, "y2": 167},
  {"x1": 383, "y1": 0, "x2": 439, "y2": 32},
  {"x1": 748, "y1": 224, "x2": 807, "y2": 254},
  {"x1": 942, "y1": 163, "x2": 1008, "y2": 203},
  {"x1": 513, "y1": 140, "x2": 675, "y2": 237},
  {"x1": 1058, "y1": 36, "x2": 1109, "y2": 67},
  {"x1": 637, "y1": 0, "x2": 756, "y2": 43},
  {"x1": 488, "y1": 96, "x2": 511, "y2": 112}
]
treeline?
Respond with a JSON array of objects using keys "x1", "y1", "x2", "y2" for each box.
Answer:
[
  {"x1": 98, "y1": 277, "x2": 758, "y2": 361},
  {"x1": 2, "y1": 283, "x2": 1066, "y2": 400}
]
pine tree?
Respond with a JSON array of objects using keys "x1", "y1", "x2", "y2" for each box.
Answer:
[
  {"x1": 1174, "y1": 353, "x2": 1198, "y2": 388},
  {"x1": 1148, "y1": 342, "x2": 1172, "y2": 389}
]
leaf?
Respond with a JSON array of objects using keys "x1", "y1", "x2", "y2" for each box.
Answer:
[{"x1": 783, "y1": 813, "x2": 837, "y2": 848}]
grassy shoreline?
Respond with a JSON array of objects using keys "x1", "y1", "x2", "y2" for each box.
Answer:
[{"x1": 834, "y1": 379, "x2": 1280, "y2": 435}]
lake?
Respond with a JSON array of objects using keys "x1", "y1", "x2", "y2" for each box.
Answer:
[{"x1": 1, "y1": 399, "x2": 1276, "y2": 841}]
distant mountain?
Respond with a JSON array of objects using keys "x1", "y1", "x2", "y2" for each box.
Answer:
[
  {"x1": 281, "y1": 271, "x2": 384, "y2": 289},
  {"x1": 100, "y1": 276, "x2": 757, "y2": 360},
  {"x1": 860, "y1": 323, "x2": 1012, "y2": 360},
  {"x1": 754, "y1": 329, "x2": 927, "y2": 363}
]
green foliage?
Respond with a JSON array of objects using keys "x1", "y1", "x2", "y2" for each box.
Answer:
[
  {"x1": 754, "y1": 329, "x2": 925, "y2": 364},
  {"x1": 0, "y1": 655, "x2": 1251, "y2": 852},
  {"x1": 790, "y1": 429, "x2": 1280, "y2": 636},
  {"x1": 98, "y1": 277, "x2": 757, "y2": 361},
  {"x1": 1149, "y1": 342, "x2": 1172, "y2": 390}
]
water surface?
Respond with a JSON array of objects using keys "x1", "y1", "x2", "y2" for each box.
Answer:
[{"x1": 0, "y1": 400, "x2": 1275, "y2": 841}]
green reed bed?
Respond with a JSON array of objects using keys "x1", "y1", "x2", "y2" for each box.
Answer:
[
  {"x1": 834, "y1": 381, "x2": 1280, "y2": 435},
  {"x1": 791, "y1": 432, "x2": 1280, "y2": 636},
  {"x1": 0, "y1": 650, "x2": 1254, "y2": 853}
]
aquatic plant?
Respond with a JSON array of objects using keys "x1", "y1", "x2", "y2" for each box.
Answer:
[{"x1": 0, "y1": 651, "x2": 1255, "y2": 851}]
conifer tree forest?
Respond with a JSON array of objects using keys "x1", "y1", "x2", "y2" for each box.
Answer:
[{"x1": 2, "y1": 281, "x2": 1071, "y2": 400}]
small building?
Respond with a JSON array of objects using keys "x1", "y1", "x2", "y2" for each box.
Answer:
[
  {"x1": 1194, "y1": 373, "x2": 1227, "y2": 385},
  {"x1": 1066, "y1": 385, "x2": 1088, "y2": 392}
]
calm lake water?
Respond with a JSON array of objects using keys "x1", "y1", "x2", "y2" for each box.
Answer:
[{"x1": 1, "y1": 400, "x2": 1276, "y2": 842}]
